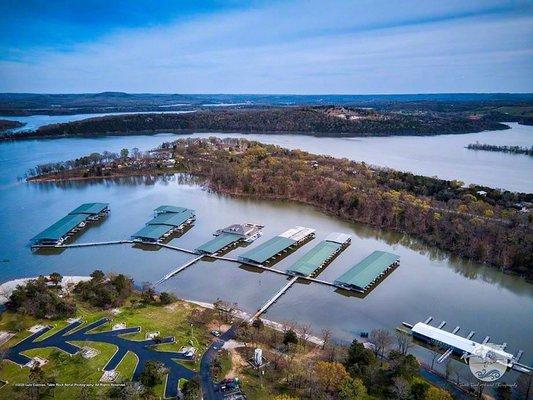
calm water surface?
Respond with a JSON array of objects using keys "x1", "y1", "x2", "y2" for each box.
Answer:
[
  {"x1": 3, "y1": 111, "x2": 531, "y2": 191},
  {"x1": 0, "y1": 134, "x2": 531, "y2": 373}
]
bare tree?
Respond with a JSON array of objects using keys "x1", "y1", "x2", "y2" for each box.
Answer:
[
  {"x1": 299, "y1": 323, "x2": 312, "y2": 348},
  {"x1": 395, "y1": 331, "x2": 413, "y2": 355},
  {"x1": 369, "y1": 329, "x2": 393, "y2": 359},
  {"x1": 321, "y1": 328, "x2": 332, "y2": 350},
  {"x1": 391, "y1": 376, "x2": 411, "y2": 399}
]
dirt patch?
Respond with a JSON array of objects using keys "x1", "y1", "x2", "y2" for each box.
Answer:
[{"x1": 225, "y1": 348, "x2": 247, "y2": 379}]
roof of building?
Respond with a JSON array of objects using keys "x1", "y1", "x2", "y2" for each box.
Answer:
[
  {"x1": 131, "y1": 224, "x2": 173, "y2": 241},
  {"x1": 239, "y1": 236, "x2": 296, "y2": 263},
  {"x1": 286, "y1": 240, "x2": 342, "y2": 276},
  {"x1": 334, "y1": 250, "x2": 399, "y2": 289},
  {"x1": 196, "y1": 232, "x2": 243, "y2": 254},
  {"x1": 154, "y1": 205, "x2": 188, "y2": 214},
  {"x1": 69, "y1": 202, "x2": 109, "y2": 215},
  {"x1": 219, "y1": 223, "x2": 260, "y2": 237},
  {"x1": 31, "y1": 214, "x2": 88, "y2": 242},
  {"x1": 325, "y1": 232, "x2": 351, "y2": 245},
  {"x1": 411, "y1": 323, "x2": 514, "y2": 361},
  {"x1": 147, "y1": 210, "x2": 194, "y2": 227}
]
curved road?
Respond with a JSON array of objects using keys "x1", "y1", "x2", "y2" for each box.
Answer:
[{"x1": 200, "y1": 324, "x2": 238, "y2": 400}]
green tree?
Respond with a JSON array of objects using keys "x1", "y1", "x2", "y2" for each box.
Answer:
[
  {"x1": 283, "y1": 329, "x2": 298, "y2": 347},
  {"x1": 120, "y1": 148, "x2": 129, "y2": 158},
  {"x1": 339, "y1": 376, "x2": 367, "y2": 400},
  {"x1": 48, "y1": 272, "x2": 63, "y2": 287},
  {"x1": 138, "y1": 361, "x2": 164, "y2": 388},
  {"x1": 345, "y1": 340, "x2": 376, "y2": 376}
]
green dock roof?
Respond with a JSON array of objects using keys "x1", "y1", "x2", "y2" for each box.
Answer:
[
  {"x1": 131, "y1": 224, "x2": 173, "y2": 241},
  {"x1": 196, "y1": 233, "x2": 242, "y2": 254},
  {"x1": 31, "y1": 214, "x2": 88, "y2": 242},
  {"x1": 286, "y1": 240, "x2": 342, "y2": 276},
  {"x1": 147, "y1": 210, "x2": 194, "y2": 227},
  {"x1": 69, "y1": 202, "x2": 109, "y2": 215},
  {"x1": 154, "y1": 205, "x2": 188, "y2": 214},
  {"x1": 238, "y1": 236, "x2": 296, "y2": 264},
  {"x1": 334, "y1": 250, "x2": 399, "y2": 290}
]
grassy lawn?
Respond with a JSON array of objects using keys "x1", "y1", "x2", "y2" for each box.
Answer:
[
  {"x1": 0, "y1": 299, "x2": 211, "y2": 399},
  {"x1": 114, "y1": 351, "x2": 138, "y2": 381},
  {"x1": 0, "y1": 341, "x2": 117, "y2": 399}
]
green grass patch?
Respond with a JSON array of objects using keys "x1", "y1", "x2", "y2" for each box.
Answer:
[
  {"x1": 0, "y1": 299, "x2": 211, "y2": 399},
  {"x1": 114, "y1": 351, "x2": 138, "y2": 381}
]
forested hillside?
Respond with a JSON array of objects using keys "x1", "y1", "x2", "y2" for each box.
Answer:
[{"x1": 3, "y1": 106, "x2": 508, "y2": 140}]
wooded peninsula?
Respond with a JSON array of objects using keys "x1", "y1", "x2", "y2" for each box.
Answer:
[
  {"x1": 1, "y1": 106, "x2": 508, "y2": 140},
  {"x1": 27, "y1": 138, "x2": 533, "y2": 279}
]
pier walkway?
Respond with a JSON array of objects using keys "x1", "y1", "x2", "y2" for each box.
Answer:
[
  {"x1": 60, "y1": 240, "x2": 134, "y2": 248},
  {"x1": 155, "y1": 255, "x2": 205, "y2": 285},
  {"x1": 249, "y1": 276, "x2": 299, "y2": 322}
]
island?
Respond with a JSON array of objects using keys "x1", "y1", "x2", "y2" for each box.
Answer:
[
  {"x1": 1, "y1": 106, "x2": 509, "y2": 140},
  {"x1": 0, "y1": 119, "x2": 25, "y2": 133}
]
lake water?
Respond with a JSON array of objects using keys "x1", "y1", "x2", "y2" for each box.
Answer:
[
  {"x1": 0, "y1": 132, "x2": 532, "y2": 377},
  {"x1": 2, "y1": 111, "x2": 532, "y2": 191}
]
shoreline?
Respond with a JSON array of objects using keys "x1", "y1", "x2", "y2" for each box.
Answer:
[{"x1": 0, "y1": 275, "x2": 324, "y2": 346}]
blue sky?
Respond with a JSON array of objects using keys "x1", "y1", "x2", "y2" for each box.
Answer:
[{"x1": 0, "y1": 0, "x2": 532, "y2": 93}]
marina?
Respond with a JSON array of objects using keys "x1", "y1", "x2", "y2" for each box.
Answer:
[
  {"x1": 238, "y1": 227, "x2": 316, "y2": 265},
  {"x1": 131, "y1": 206, "x2": 195, "y2": 243},
  {"x1": 403, "y1": 319, "x2": 532, "y2": 375},
  {"x1": 196, "y1": 223, "x2": 263, "y2": 255},
  {"x1": 286, "y1": 232, "x2": 351, "y2": 277},
  {"x1": 30, "y1": 202, "x2": 109, "y2": 248},
  {"x1": 334, "y1": 250, "x2": 400, "y2": 291}
]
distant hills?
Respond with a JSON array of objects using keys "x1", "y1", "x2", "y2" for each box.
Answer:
[{"x1": 0, "y1": 92, "x2": 532, "y2": 116}]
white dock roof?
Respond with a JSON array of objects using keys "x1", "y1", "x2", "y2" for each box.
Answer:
[
  {"x1": 412, "y1": 323, "x2": 514, "y2": 362},
  {"x1": 279, "y1": 226, "x2": 315, "y2": 241},
  {"x1": 325, "y1": 232, "x2": 351, "y2": 244}
]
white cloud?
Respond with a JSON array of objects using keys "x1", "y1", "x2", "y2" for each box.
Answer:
[{"x1": 1, "y1": 0, "x2": 532, "y2": 93}]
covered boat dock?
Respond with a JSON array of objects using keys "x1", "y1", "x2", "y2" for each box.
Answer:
[
  {"x1": 31, "y1": 203, "x2": 109, "y2": 246},
  {"x1": 132, "y1": 206, "x2": 195, "y2": 243},
  {"x1": 238, "y1": 226, "x2": 315, "y2": 265},
  {"x1": 196, "y1": 223, "x2": 263, "y2": 255},
  {"x1": 286, "y1": 232, "x2": 351, "y2": 277},
  {"x1": 334, "y1": 250, "x2": 399, "y2": 291}
]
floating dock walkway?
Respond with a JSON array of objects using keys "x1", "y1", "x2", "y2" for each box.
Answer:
[
  {"x1": 155, "y1": 255, "x2": 205, "y2": 285},
  {"x1": 249, "y1": 276, "x2": 299, "y2": 321},
  {"x1": 131, "y1": 205, "x2": 195, "y2": 243},
  {"x1": 334, "y1": 250, "x2": 399, "y2": 292},
  {"x1": 31, "y1": 202, "x2": 109, "y2": 248},
  {"x1": 286, "y1": 232, "x2": 351, "y2": 277},
  {"x1": 238, "y1": 227, "x2": 315, "y2": 265}
]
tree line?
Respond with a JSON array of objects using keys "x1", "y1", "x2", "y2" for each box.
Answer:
[
  {"x1": 466, "y1": 142, "x2": 533, "y2": 156},
  {"x1": 2, "y1": 106, "x2": 509, "y2": 140}
]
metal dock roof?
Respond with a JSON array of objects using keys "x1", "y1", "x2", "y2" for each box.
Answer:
[
  {"x1": 154, "y1": 205, "x2": 188, "y2": 214},
  {"x1": 69, "y1": 203, "x2": 109, "y2": 215},
  {"x1": 196, "y1": 232, "x2": 243, "y2": 254},
  {"x1": 412, "y1": 323, "x2": 514, "y2": 362},
  {"x1": 286, "y1": 240, "x2": 343, "y2": 276},
  {"x1": 334, "y1": 250, "x2": 399, "y2": 290},
  {"x1": 131, "y1": 224, "x2": 173, "y2": 241},
  {"x1": 238, "y1": 236, "x2": 296, "y2": 264},
  {"x1": 31, "y1": 214, "x2": 87, "y2": 242},
  {"x1": 147, "y1": 210, "x2": 194, "y2": 227}
]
